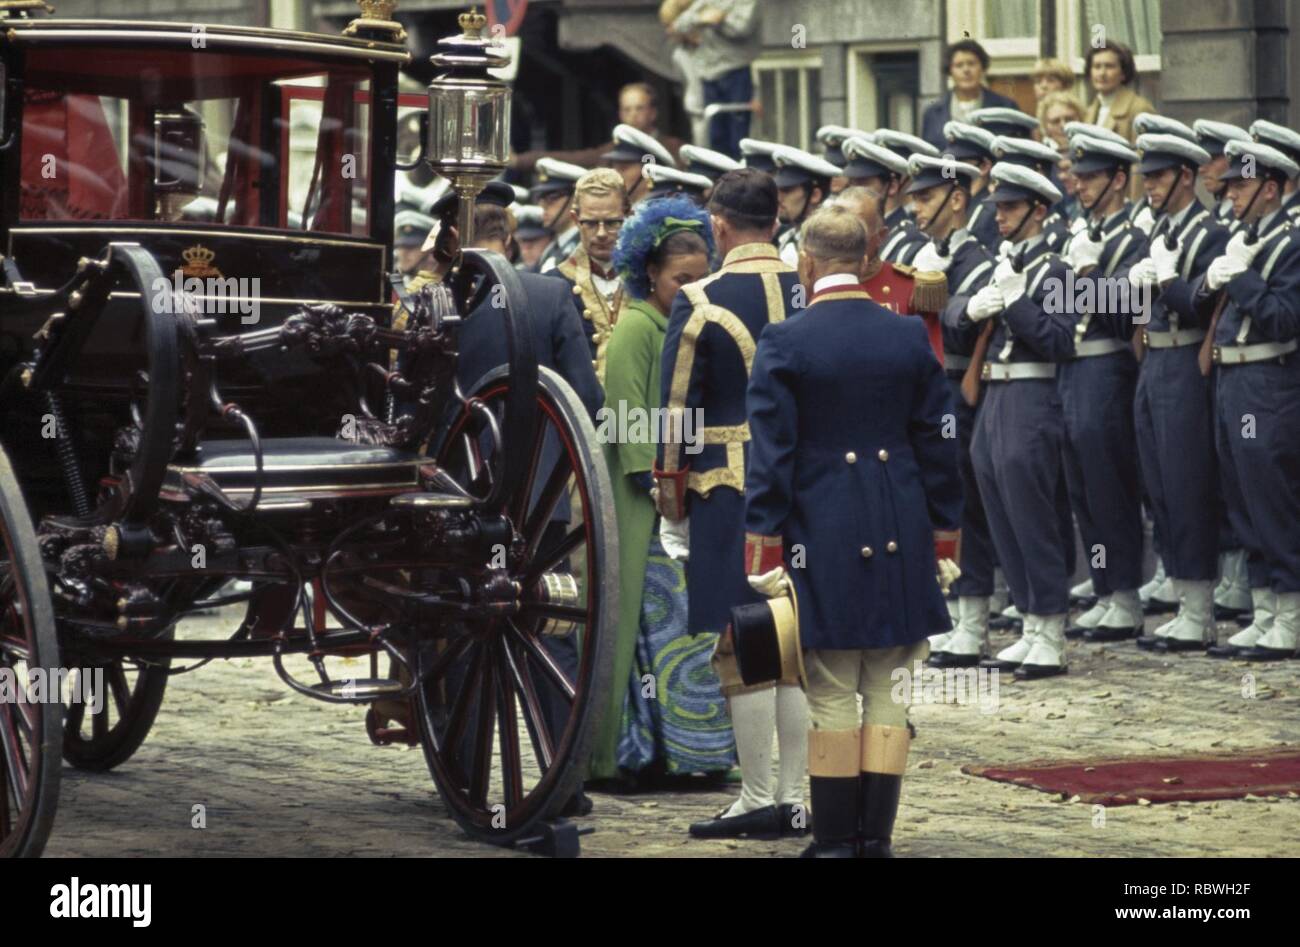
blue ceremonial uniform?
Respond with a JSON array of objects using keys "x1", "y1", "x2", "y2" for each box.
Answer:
[
  {"x1": 1057, "y1": 206, "x2": 1147, "y2": 598},
  {"x1": 966, "y1": 192, "x2": 1002, "y2": 253},
  {"x1": 1194, "y1": 214, "x2": 1300, "y2": 593},
  {"x1": 880, "y1": 206, "x2": 928, "y2": 264},
  {"x1": 743, "y1": 286, "x2": 962, "y2": 650},
  {"x1": 936, "y1": 232, "x2": 998, "y2": 598},
  {"x1": 1134, "y1": 204, "x2": 1231, "y2": 582},
  {"x1": 968, "y1": 238, "x2": 1076, "y2": 615},
  {"x1": 657, "y1": 242, "x2": 801, "y2": 634}
]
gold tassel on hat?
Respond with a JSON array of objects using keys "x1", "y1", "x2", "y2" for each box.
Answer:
[{"x1": 909, "y1": 268, "x2": 949, "y2": 315}]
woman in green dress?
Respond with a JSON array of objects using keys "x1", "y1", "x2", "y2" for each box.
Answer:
[{"x1": 587, "y1": 195, "x2": 736, "y2": 784}]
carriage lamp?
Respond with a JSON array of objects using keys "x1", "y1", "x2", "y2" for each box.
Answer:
[
  {"x1": 152, "y1": 107, "x2": 206, "y2": 221},
  {"x1": 426, "y1": 6, "x2": 512, "y2": 249}
]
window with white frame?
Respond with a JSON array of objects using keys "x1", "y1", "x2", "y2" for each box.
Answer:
[
  {"x1": 1080, "y1": 0, "x2": 1162, "y2": 71},
  {"x1": 753, "y1": 57, "x2": 821, "y2": 150}
]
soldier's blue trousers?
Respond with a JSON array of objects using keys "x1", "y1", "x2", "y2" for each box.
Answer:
[
  {"x1": 1058, "y1": 350, "x2": 1144, "y2": 595},
  {"x1": 971, "y1": 378, "x2": 1071, "y2": 615},
  {"x1": 946, "y1": 374, "x2": 996, "y2": 598},
  {"x1": 1216, "y1": 359, "x2": 1300, "y2": 593},
  {"x1": 1214, "y1": 370, "x2": 1271, "y2": 589},
  {"x1": 1134, "y1": 345, "x2": 1219, "y2": 581}
]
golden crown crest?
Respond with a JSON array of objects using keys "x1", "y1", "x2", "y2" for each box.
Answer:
[{"x1": 181, "y1": 244, "x2": 221, "y2": 278}]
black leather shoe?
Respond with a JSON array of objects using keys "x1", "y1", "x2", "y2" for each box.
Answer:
[
  {"x1": 1064, "y1": 624, "x2": 1090, "y2": 640},
  {"x1": 1239, "y1": 645, "x2": 1298, "y2": 662},
  {"x1": 1070, "y1": 593, "x2": 1099, "y2": 609},
  {"x1": 988, "y1": 613, "x2": 1022, "y2": 631},
  {"x1": 1143, "y1": 597, "x2": 1179, "y2": 615},
  {"x1": 1134, "y1": 634, "x2": 1164, "y2": 650},
  {"x1": 559, "y1": 791, "x2": 594, "y2": 817},
  {"x1": 688, "y1": 804, "x2": 780, "y2": 840},
  {"x1": 778, "y1": 802, "x2": 810, "y2": 837},
  {"x1": 928, "y1": 650, "x2": 982, "y2": 668},
  {"x1": 1082, "y1": 625, "x2": 1142, "y2": 643},
  {"x1": 1207, "y1": 642, "x2": 1244, "y2": 658},
  {"x1": 1014, "y1": 662, "x2": 1068, "y2": 680},
  {"x1": 1155, "y1": 637, "x2": 1210, "y2": 653},
  {"x1": 1213, "y1": 603, "x2": 1248, "y2": 621},
  {"x1": 978, "y1": 656, "x2": 1022, "y2": 671}
]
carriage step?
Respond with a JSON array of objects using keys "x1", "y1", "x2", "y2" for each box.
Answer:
[
  {"x1": 512, "y1": 818, "x2": 594, "y2": 859},
  {"x1": 309, "y1": 677, "x2": 405, "y2": 700}
]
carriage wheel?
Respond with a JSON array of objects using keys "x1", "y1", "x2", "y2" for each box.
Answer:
[
  {"x1": 419, "y1": 366, "x2": 617, "y2": 844},
  {"x1": 0, "y1": 446, "x2": 61, "y2": 858},
  {"x1": 61, "y1": 640, "x2": 170, "y2": 772}
]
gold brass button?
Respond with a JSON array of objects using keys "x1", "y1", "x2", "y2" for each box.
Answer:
[
  {"x1": 583, "y1": 309, "x2": 593, "y2": 317},
  {"x1": 878, "y1": 448, "x2": 889, "y2": 462},
  {"x1": 861, "y1": 546, "x2": 874, "y2": 558},
  {"x1": 572, "y1": 286, "x2": 582, "y2": 295},
  {"x1": 886, "y1": 540, "x2": 898, "y2": 553},
  {"x1": 845, "y1": 451, "x2": 857, "y2": 464},
  {"x1": 882, "y1": 285, "x2": 891, "y2": 294}
]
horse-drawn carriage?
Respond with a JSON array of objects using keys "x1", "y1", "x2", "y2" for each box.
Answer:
[{"x1": 0, "y1": 1, "x2": 617, "y2": 856}]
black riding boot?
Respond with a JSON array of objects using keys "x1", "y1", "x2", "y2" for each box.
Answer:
[
  {"x1": 858, "y1": 772, "x2": 902, "y2": 858},
  {"x1": 799, "y1": 776, "x2": 859, "y2": 858}
]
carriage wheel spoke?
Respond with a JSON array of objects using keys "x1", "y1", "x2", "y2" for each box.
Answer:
[
  {"x1": 507, "y1": 620, "x2": 575, "y2": 702},
  {"x1": 91, "y1": 674, "x2": 109, "y2": 742},
  {"x1": 422, "y1": 634, "x2": 474, "y2": 686},
  {"x1": 65, "y1": 676, "x2": 87, "y2": 737},
  {"x1": 522, "y1": 459, "x2": 574, "y2": 560},
  {"x1": 466, "y1": 655, "x2": 496, "y2": 808},
  {"x1": 510, "y1": 413, "x2": 549, "y2": 525},
  {"x1": 503, "y1": 633, "x2": 555, "y2": 772},
  {"x1": 523, "y1": 526, "x2": 585, "y2": 588},
  {"x1": 107, "y1": 662, "x2": 132, "y2": 717},
  {"x1": 443, "y1": 642, "x2": 485, "y2": 769},
  {"x1": 0, "y1": 757, "x2": 10, "y2": 838},
  {"x1": 494, "y1": 640, "x2": 524, "y2": 808},
  {"x1": 0, "y1": 704, "x2": 29, "y2": 803}
]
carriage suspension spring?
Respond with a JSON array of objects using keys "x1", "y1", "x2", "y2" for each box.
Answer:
[{"x1": 46, "y1": 391, "x2": 92, "y2": 517}]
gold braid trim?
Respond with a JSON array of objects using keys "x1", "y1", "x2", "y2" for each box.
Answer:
[{"x1": 558, "y1": 247, "x2": 625, "y2": 383}]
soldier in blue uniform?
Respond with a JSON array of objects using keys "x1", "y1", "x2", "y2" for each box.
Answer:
[
  {"x1": 771, "y1": 145, "x2": 839, "y2": 267},
  {"x1": 742, "y1": 204, "x2": 962, "y2": 857},
  {"x1": 531, "y1": 157, "x2": 588, "y2": 275},
  {"x1": 943, "y1": 122, "x2": 1001, "y2": 253},
  {"x1": 679, "y1": 143, "x2": 742, "y2": 194},
  {"x1": 1066, "y1": 121, "x2": 1158, "y2": 234},
  {"x1": 1053, "y1": 134, "x2": 1148, "y2": 643},
  {"x1": 840, "y1": 136, "x2": 928, "y2": 265},
  {"x1": 1125, "y1": 132, "x2": 1233, "y2": 651},
  {"x1": 970, "y1": 106, "x2": 1040, "y2": 141},
  {"x1": 993, "y1": 136, "x2": 1072, "y2": 252},
  {"x1": 1250, "y1": 120, "x2": 1300, "y2": 223},
  {"x1": 963, "y1": 164, "x2": 1077, "y2": 678},
  {"x1": 641, "y1": 163, "x2": 715, "y2": 204},
  {"x1": 655, "y1": 168, "x2": 811, "y2": 839},
  {"x1": 902, "y1": 154, "x2": 999, "y2": 667},
  {"x1": 1193, "y1": 120, "x2": 1252, "y2": 231},
  {"x1": 1194, "y1": 140, "x2": 1300, "y2": 660},
  {"x1": 872, "y1": 129, "x2": 940, "y2": 262}
]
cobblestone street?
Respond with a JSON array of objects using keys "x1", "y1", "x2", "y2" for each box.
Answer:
[{"x1": 43, "y1": 607, "x2": 1300, "y2": 858}]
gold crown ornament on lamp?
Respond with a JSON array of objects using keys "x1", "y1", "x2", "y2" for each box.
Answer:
[
  {"x1": 425, "y1": 6, "x2": 512, "y2": 249},
  {"x1": 343, "y1": 0, "x2": 408, "y2": 42}
]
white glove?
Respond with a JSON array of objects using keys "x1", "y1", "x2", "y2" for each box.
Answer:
[
  {"x1": 996, "y1": 266, "x2": 1027, "y2": 307},
  {"x1": 747, "y1": 566, "x2": 790, "y2": 599},
  {"x1": 937, "y1": 558, "x2": 961, "y2": 595},
  {"x1": 1070, "y1": 216, "x2": 1089, "y2": 235},
  {"x1": 1128, "y1": 258, "x2": 1158, "y2": 290},
  {"x1": 658, "y1": 515, "x2": 690, "y2": 561},
  {"x1": 996, "y1": 240, "x2": 1013, "y2": 261},
  {"x1": 1066, "y1": 230, "x2": 1106, "y2": 272},
  {"x1": 1150, "y1": 238, "x2": 1181, "y2": 284},
  {"x1": 1132, "y1": 205, "x2": 1156, "y2": 235},
  {"x1": 911, "y1": 241, "x2": 952, "y2": 274},
  {"x1": 992, "y1": 256, "x2": 1017, "y2": 286},
  {"x1": 966, "y1": 284, "x2": 1005, "y2": 322},
  {"x1": 1223, "y1": 230, "x2": 1264, "y2": 269},
  {"x1": 1205, "y1": 254, "x2": 1248, "y2": 291}
]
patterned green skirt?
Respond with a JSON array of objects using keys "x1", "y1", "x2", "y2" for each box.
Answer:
[{"x1": 616, "y1": 531, "x2": 736, "y2": 775}]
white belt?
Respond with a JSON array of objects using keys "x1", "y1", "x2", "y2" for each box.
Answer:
[
  {"x1": 944, "y1": 353, "x2": 971, "y2": 369},
  {"x1": 1144, "y1": 328, "x2": 1205, "y2": 349},
  {"x1": 1072, "y1": 338, "x2": 1129, "y2": 358},
  {"x1": 983, "y1": 362, "x2": 1057, "y2": 382},
  {"x1": 1213, "y1": 339, "x2": 1298, "y2": 365}
]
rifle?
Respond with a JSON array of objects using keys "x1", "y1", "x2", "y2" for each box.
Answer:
[
  {"x1": 1197, "y1": 219, "x2": 1261, "y2": 377},
  {"x1": 961, "y1": 246, "x2": 1026, "y2": 406}
]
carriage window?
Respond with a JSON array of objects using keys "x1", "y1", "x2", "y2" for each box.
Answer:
[{"x1": 17, "y1": 47, "x2": 373, "y2": 234}]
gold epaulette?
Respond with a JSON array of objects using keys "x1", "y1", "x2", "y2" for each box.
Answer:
[{"x1": 909, "y1": 267, "x2": 949, "y2": 314}]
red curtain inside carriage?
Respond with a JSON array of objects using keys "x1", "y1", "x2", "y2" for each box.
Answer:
[{"x1": 20, "y1": 90, "x2": 129, "y2": 220}]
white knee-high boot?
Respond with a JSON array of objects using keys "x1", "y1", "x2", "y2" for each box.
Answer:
[
  {"x1": 725, "y1": 688, "x2": 777, "y2": 816},
  {"x1": 774, "y1": 684, "x2": 809, "y2": 806}
]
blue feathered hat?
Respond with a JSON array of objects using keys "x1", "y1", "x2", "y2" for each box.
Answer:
[{"x1": 612, "y1": 195, "x2": 715, "y2": 300}]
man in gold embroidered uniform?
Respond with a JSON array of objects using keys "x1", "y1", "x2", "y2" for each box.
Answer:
[
  {"x1": 655, "y1": 168, "x2": 809, "y2": 840},
  {"x1": 546, "y1": 168, "x2": 630, "y2": 383}
]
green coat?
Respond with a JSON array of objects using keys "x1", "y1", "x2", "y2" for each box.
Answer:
[{"x1": 588, "y1": 298, "x2": 667, "y2": 780}]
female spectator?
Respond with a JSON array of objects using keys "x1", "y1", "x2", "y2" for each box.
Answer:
[
  {"x1": 1040, "y1": 90, "x2": 1085, "y2": 149},
  {"x1": 920, "y1": 38, "x2": 1022, "y2": 152},
  {"x1": 1083, "y1": 40, "x2": 1153, "y2": 143},
  {"x1": 588, "y1": 195, "x2": 736, "y2": 787},
  {"x1": 1032, "y1": 58, "x2": 1075, "y2": 107}
]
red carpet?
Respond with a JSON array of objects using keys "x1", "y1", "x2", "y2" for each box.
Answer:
[{"x1": 962, "y1": 748, "x2": 1300, "y2": 806}]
